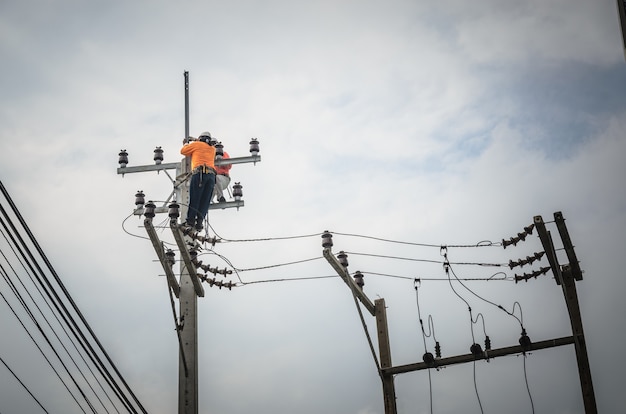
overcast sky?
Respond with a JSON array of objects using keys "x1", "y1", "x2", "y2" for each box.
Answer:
[{"x1": 1, "y1": 1, "x2": 625, "y2": 413}]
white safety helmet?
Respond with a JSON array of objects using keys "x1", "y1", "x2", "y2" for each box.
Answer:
[{"x1": 198, "y1": 131, "x2": 212, "y2": 144}]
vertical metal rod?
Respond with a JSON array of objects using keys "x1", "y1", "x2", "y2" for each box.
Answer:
[
  {"x1": 184, "y1": 71, "x2": 190, "y2": 139},
  {"x1": 179, "y1": 72, "x2": 198, "y2": 414}
]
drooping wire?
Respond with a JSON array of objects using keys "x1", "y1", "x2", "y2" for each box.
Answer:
[
  {"x1": 229, "y1": 256, "x2": 324, "y2": 272},
  {"x1": 414, "y1": 280, "x2": 438, "y2": 352},
  {"x1": 194, "y1": 246, "x2": 326, "y2": 286},
  {"x1": 121, "y1": 202, "x2": 180, "y2": 246},
  {"x1": 470, "y1": 311, "x2": 488, "y2": 414},
  {"x1": 209, "y1": 222, "x2": 323, "y2": 243},
  {"x1": 194, "y1": 248, "x2": 338, "y2": 287},
  {"x1": 441, "y1": 248, "x2": 483, "y2": 414},
  {"x1": 414, "y1": 279, "x2": 434, "y2": 414},
  {"x1": 345, "y1": 251, "x2": 506, "y2": 267},
  {"x1": 196, "y1": 248, "x2": 243, "y2": 285},
  {"x1": 330, "y1": 231, "x2": 502, "y2": 248},
  {"x1": 443, "y1": 247, "x2": 537, "y2": 414},
  {"x1": 121, "y1": 212, "x2": 151, "y2": 242},
  {"x1": 206, "y1": 227, "x2": 503, "y2": 248},
  {"x1": 333, "y1": 231, "x2": 441, "y2": 247},
  {"x1": 240, "y1": 275, "x2": 338, "y2": 285},
  {"x1": 362, "y1": 271, "x2": 512, "y2": 282},
  {"x1": 522, "y1": 353, "x2": 536, "y2": 414},
  {"x1": 0, "y1": 354, "x2": 49, "y2": 414},
  {"x1": 441, "y1": 249, "x2": 476, "y2": 343},
  {"x1": 472, "y1": 313, "x2": 488, "y2": 338},
  {"x1": 174, "y1": 246, "x2": 333, "y2": 287},
  {"x1": 473, "y1": 360, "x2": 484, "y2": 414},
  {"x1": 446, "y1": 259, "x2": 524, "y2": 328},
  {"x1": 447, "y1": 261, "x2": 536, "y2": 414}
]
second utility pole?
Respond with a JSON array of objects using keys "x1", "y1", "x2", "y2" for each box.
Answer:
[{"x1": 322, "y1": 241, "x2": 397, "y2": 414}]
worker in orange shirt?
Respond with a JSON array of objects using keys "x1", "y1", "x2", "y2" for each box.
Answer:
[
  {"x1": 213, "y1": 140, "x2": 232, "y2": 203},
  {"x1": 180, "y1": 132, "x2": 216, "y2": 231}
]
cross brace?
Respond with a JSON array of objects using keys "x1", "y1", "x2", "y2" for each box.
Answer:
[
  {"x1": 144, "y1": 218, "x2": 180, "y2": 297},
  {"x1": 169, "y1": 219, "x2": 204, "y2": 297}
]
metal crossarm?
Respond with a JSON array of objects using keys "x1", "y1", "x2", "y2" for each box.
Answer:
[
  {"x1": 116, "y1": 155, "x2": 261, "y2": 176},
  {"x1": 384, "y1": 336, "x2": 575, "y2": 375},
  {"x1": 133, "y1": 200, "x2": 244, "y2": 216},
  {"x1": 117, "y1": 162, "x2": 180, "y2": 175}
]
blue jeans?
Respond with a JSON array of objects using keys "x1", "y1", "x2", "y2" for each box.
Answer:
[{"x1": 186, "y1": 172, "x2": 216, "y2": 225}]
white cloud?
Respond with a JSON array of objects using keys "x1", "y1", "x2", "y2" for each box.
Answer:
[{"x1": 1, "y1": 1, "x2": 624, "y2": 413}]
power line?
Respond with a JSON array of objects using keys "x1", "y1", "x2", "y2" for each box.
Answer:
[
  {"x1": 472, "y1": 360, "x2": 485, "y2": 414},
  {"x1": 211, "y1": 227, "x2": 324, "y2": 243},
  {"x1": 345, "y1": 250, "x2": 507, "y2": 267},
  {"x1": 0, "y1": 354, "x2": 49, "y2": 414},
  {"x1": 414, "y1": 282, "x2": 436, "y2": 414},
  {"x1": 362, "y1": 270, "x2": 512, "y2": 282},
  {"x1": 522, "y1": 354, "x2": 536, "y2": 414},
  {"x1": 330, "y1": 231, "x2": 502, "y2": 249},
  {"x1": 0, "y1": 227, "x2": 120, "y2": 414},
  {"x1": 239, "y1": 275, "x2": 338, "y2": 286},
  {"x1": 445, "y1": 256, "x2": 524, "y2": 328},
  {"x1": 0, "y1": 181, "x2": 148, "y2": 414},
  {"x1": 230, "y1": 256, "x2": 323, "y2": 272},
  {"x1": 0, "y1": 286, "x2": 89, "y2": 413},
  {"x1": 0, "y1": 215, "x2": 99, "y2": 413}
]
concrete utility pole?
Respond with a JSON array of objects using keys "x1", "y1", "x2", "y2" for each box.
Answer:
[
  {"x1": 322, "y1": 212, "x2": 597, "y2": 414},
  {"x1": 117, "y1": 71, "x2": 261, "y2": 414}
]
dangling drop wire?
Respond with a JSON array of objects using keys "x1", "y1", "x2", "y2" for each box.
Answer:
[
  {"x1": 414, "y1": 278, "x2": 435, "y2": 414},
  {"x1": 441, "y1": 247, "x2": 484, "y2": 414}
]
